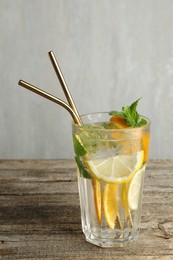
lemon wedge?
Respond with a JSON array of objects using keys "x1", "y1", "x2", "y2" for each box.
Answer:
[
  {"x1": 86, "y1": 150, "x2": 144, "y2": 184},
  {"x1": 92, "y1": 178, "x2": 102, "y2": 224},
  {"x1": 103, "y1": 183, "x2": 118, "y2": 229},
  {"x1": 128, "y1": 165, "x2": 146, "y2": 210}
]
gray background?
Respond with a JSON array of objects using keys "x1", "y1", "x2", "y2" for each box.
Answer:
[{"x1": 0, "y1": 0, "x2": 173, "y2": 159}]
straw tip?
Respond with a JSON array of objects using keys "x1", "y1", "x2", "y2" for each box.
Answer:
[
  {"x1": 48, "y1": 51, "x2": 54, "y2": 55},
  {"x1": 18, "y1": 79, "x2": 23, "y2": 86}
]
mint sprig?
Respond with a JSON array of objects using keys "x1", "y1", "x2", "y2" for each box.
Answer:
[
  {"x1": 73, "y1": 135, "x2": 92, "y2": 179},
  {"x1": 109, "y1": 98, "x2": 147, "y2": 127},
  {"x1": 75, "y1": 156, "x2": 92, "y2": 179},
  {"x1": 73, "y1": 135, "x2": 87, "y2": 156}
]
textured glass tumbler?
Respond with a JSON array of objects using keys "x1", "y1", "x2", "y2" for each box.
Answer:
[{"x1": 72, "y1": 112, "x2": 150, "y2": 247}]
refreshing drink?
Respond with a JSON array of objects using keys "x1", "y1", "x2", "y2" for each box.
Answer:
[
  {"x1": 18, "y1": 52, "x2": 151, "y2": 248},
  {"x1": 72, "y1": 100, "x2": 150, "y2": 247}
]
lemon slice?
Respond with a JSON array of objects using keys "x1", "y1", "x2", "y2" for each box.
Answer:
[
  {"x1": 86, "y1": 150, "x2": 144, "y2": 183},
  {"x1": 128, "y1": 165, "x2": 146, "y2": 210},
  {"x1": 103, "y1": 183, "x2": 118, "y2": 229},
  {"x1": 121, "y1": 182, "x2": 130, "y2": 219}
]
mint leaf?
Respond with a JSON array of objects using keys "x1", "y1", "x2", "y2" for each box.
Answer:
[
  {"x1": 109, "y1": 98, "x2": 147, "y2": 127},
  {"x1": 73, "y1": 135, "x2": 87, "y2": 156},
  {"x1": 109, "y1": 111, "x2": 124, "y2": 118},
  {"x1": 103, "y1": 122, "x2": 118, "y2": 129},
  {"x1": 138, "y1": 117, "x2": 147, "y2": 126},
  {"x1": 129, "y1": 98, "x2": 140, "y2": 113},
  {"x1": 75, "y1": 156, "x2": 92, "y2": 179}
]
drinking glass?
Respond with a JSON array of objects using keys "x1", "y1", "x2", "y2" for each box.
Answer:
[{"x1": 72, "y1": 112, "x2": 150, "y2": 247}]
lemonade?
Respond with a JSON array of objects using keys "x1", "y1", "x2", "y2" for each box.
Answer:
[
  {"x1": 72, "y1": 101, "x2": 150, "y2": 247},
  {"x1": 18, "y1": 52, "x2": 151, "y2": 248}
]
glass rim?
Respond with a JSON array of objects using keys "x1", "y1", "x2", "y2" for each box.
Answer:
[{"x1": 72, "y1": 112, "x2": 151, "y2": 132}]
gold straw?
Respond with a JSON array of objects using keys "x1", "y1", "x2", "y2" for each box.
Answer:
[
  {"x1": 48, "y1": 51, "x2": 83, "y2": 125},
  {"x1": 18, "y1": 80, "x2": 81, "y2": 125}
]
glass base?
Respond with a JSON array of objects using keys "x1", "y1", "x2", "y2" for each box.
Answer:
[{"x1": 83, "y1": 227, "x2": 140, "y2": 247}]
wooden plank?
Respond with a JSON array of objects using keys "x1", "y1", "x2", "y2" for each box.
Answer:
[
  {"x1": 0, "y1": 159, "x2": 75, "y2": 170},
  {"x1": 0, "y1": 231, "x2": 172, "y2": 259},
  {"x1": 0, "y1": 181, "x2": 78, "y2": 195}
]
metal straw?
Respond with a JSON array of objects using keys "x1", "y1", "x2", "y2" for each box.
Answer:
[
  {"x1": 48, "y1": 51, "x2": 83, "y2": 125},
  {"x1": 18, "y1": 80, "x2": 81, "y2": 125}
]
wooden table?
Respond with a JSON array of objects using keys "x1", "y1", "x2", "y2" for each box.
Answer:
[{"x1": 0, "y1": 160, "x2": 172, "y2": 260}]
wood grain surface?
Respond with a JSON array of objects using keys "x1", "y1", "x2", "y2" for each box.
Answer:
[{"x1": 0, "y1": 160, "x2": 172, "y2": 260}]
